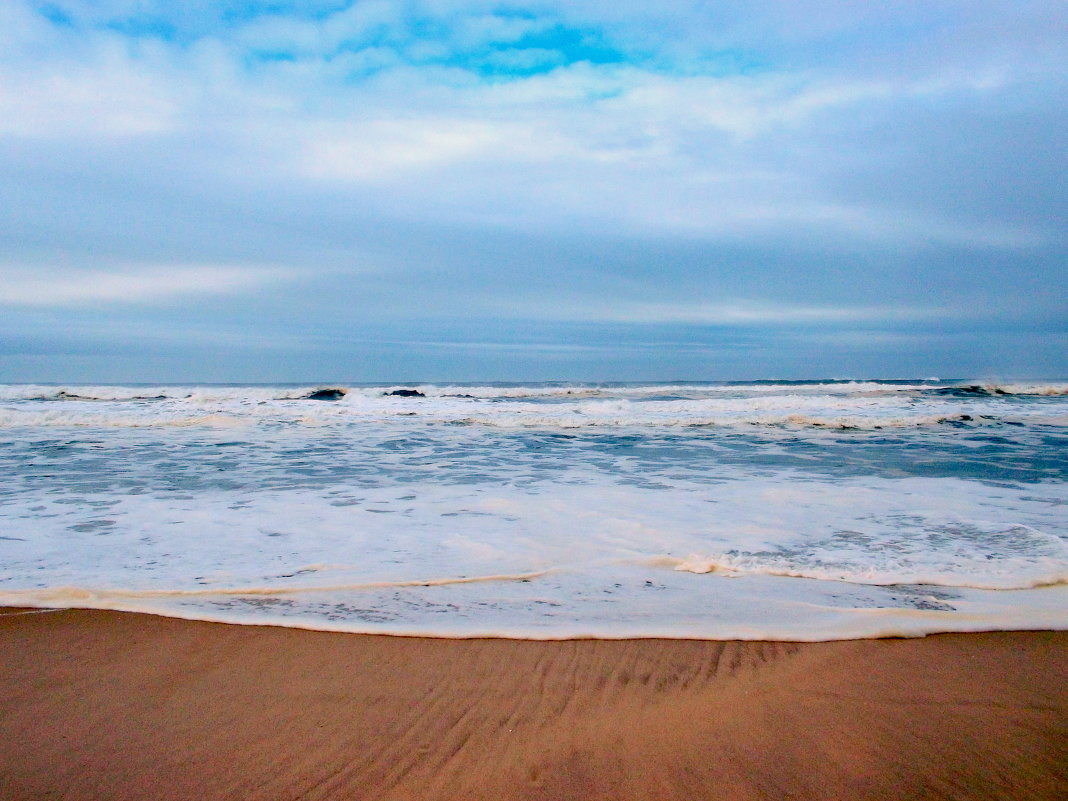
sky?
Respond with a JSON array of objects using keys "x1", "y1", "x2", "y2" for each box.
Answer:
[{"x1": 1, "y1": 0, "x2": 1065, "y2": 382}]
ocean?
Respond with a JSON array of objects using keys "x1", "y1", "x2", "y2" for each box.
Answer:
[{"x1": 1, "y1": 380, "x2": 1066, "y2": 640}]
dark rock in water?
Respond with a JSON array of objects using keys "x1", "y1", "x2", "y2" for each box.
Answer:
[
  {"x1": 303, "y1": 388, "x2": 346, "y2": 401},
  {"x1": 959, "y1": 414, "x2": 973, "y2": 421},
  {"x1": 386, "y1": 389, "x2": 425, "y2": 397}
]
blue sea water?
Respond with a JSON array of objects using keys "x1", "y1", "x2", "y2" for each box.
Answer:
[{"x1": 0, "y1": 380, "x2": 1066, "y2": 639}]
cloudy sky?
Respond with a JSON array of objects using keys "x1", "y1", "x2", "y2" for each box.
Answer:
[{"x1": 1, "y1": 1, "x2": 1065, "y2": 382}]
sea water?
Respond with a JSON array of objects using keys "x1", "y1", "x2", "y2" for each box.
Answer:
[{"x1": 0, "y1": 380, "x2": 1066, "y2": 640}]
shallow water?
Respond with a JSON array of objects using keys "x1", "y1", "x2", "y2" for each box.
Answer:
[{"x1": 1, "y1": 380, "x2": 1066, "y2": 639}]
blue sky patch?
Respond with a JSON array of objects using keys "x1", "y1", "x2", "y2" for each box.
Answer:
[{"x1": 433, "y1": 22, "x2": 628, "y2": 78}]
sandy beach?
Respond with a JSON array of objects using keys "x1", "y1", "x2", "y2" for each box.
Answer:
[{"x1": 0, "y1": 609, "x2": 1064, "y2": 800}]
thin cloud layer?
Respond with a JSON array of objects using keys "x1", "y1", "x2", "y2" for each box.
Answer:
[
  {"x1": 0, "y1": 264, "x2": 292, "y2": 306},
  {"x1": 0, "y1": 1, "x2": 1065, "y2": 380}
]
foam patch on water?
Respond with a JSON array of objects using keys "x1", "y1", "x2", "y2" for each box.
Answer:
[{"x1": 2, "y1": 469, "x2": 1066, "y2": 638}]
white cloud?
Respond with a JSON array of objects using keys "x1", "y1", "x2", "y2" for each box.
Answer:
[
  {"x1": 296, "y1": 111, "x2": 586, "y2": 181},
  {"x1": 234, "y1": 1, "x2": 403, "y2": 57},
  {"x1": 0, "y1": 264, "x2": 293, "y2": 307},
  {"x1": 449, "y1": 11, "x2": 551, "y2": 49},
  {"x1": 0, "y1": 2, "x2": 1062, "y2": 304},
  {"x1": 512, "y1": 299, "x2": 941, "y2": 326},
  {"x1": 0, "y1": 36, "x2": 182, "y2": 138},
  {"x1": 300, "y1": 118, "x2": 512, "y2": 180},
  {"x1": 482, "y1": 47, "x2": 565, "y2": 71}
]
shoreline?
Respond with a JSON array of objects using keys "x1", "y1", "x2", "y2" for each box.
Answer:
[
  {"x1": 2, "y1": 600, "x2": 1067, "y2": 642},
  {"x1": 1, "y1": 609, "x2": 1065, "y2": 800}
]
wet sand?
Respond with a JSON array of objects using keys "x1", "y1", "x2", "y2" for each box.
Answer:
[{"x1": 0, "y1": 608, "x2": 1065, "y2": 800}]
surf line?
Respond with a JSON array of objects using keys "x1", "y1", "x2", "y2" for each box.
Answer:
[
  {"x1": 0, "y1": 608, "x2": 69, "y2": 617},
  {"x1": 0, "y1": 569, "x2": 558, "y2": 602}
]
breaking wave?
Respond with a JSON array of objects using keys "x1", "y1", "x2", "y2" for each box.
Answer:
[
  {"x1": 5, "y1": 378, "x2": 1066, "y2": 429},
  {"x1": 928, "y1": 383, "x2": 1068, "y2": 397}
]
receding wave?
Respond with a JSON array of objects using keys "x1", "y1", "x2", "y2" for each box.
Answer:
[
  {"x1": 0, "y1": 569, "x2": 555, "y2": 605},
  {"x1": 657, "y1": 555, "x2": 1068, "y2": 591},
  {"x1": 2, "y1": 575, "x2": 1066, "y2": 642}
]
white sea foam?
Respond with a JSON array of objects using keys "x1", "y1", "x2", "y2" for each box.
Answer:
[
  {"x1": 2, "y1": 577, "x2": 1065, "y2": 641},
  {"x1": 2, "y1": 380, "x2": 1066, "y2": 639},
  {"x1": 2, "y1": 468, "x2": 1066, "y2": 638},
  {"x1": 2, "y1": 379, "x2": 1062, "y2": 404},
  {"x1": 986, "y1": 383, "x2": 1068, "y2": 396},
  {"x1": 667, "y1": 548, "x2": 1068, "y2": 590},
  {"x1": 0, "y1": 380, "x2": 1059, "y2": 429},
  {"x1": 0, "y1": 380, "x2": 942, "y2": 403}
]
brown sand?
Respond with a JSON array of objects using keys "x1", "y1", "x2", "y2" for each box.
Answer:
[{"x1": 0, "y1": 609, "x2": 1065, "y2": 801}]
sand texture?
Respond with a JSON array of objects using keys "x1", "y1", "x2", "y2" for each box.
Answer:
[{"x1": 0, "y1": 609, "x2": 1065, "y2": 800}]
